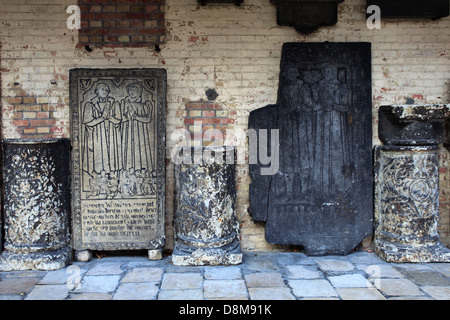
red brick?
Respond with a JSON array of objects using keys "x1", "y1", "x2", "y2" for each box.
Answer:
[
  {"x1": 186, "y1": 102, "x2": 209, "y2": 109},
  {"x1": 95, "y1": 13, "x2": 125, "y2": 20},
  {"x1": 6, "y1": 97, "x2": 22, "y2": 104},
  {"x1": 202, "y1": 110, "x2": 215, "y2": 117},
  {"x1": 29, "y1": 119, "x2": 56, "y2": 127},
  {"x1": 184, "y1": 117, "x2": 195, "y2": 125},
  {"x1": 145, "y1": 5, "x2": 159, "y2": 13},
  {"x1": 37, "y1": 112, "x2": 50, "y2": 118},
  {"x1": 13, "y1": 119, "x2": 29, "y2": 127},
  {"x1": 196, "y1": 117, "x2": 222, "y2": 125}
]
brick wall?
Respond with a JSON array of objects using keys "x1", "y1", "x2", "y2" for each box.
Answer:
[
  {"x1": 0, "y1": 0, "x2": 449, "y2": 252},
  {"x1": 184, "y1": 100, "x2": 236, "y2": 145},
  {"x1": 78, "y1": 0, "x2": 165, "y2": 48}
]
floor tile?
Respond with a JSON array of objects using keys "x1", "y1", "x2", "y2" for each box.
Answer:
[{"x1": 289, "y1": 279, "x2": 338, "y2": 298}]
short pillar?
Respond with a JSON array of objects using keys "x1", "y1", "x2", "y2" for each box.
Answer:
[
  {"x1": 0, "y1": 139, "x2": 72, "y2": 271},
  {"x1": 172, "y1": 146, "x2": 242, "y2": 266},
  {"x1": 374, "y1": 104, "x2": 450, "y2": 262}
]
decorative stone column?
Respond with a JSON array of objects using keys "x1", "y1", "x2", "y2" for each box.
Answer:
[
  {"x1": 0, "y1": 139, "x2": 72, "y2": 271},
  {"x1": 374, "y1": 104, "x2": 450, "y2": 262},
  {"x1": 172, "y1": 146, "x2": 242, "y2": 266}
]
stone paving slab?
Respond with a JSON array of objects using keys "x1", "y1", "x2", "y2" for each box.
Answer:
[{"x1": 0, "y1": 251, "x2": 448, "y2": 301}]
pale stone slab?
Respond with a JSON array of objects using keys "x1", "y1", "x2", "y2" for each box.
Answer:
[
  {"x1": 421, "y1": 286, "x2": 450, "y2": 300},
  {"x1": 203, "y1": 280, "x2": 248, "y2": 300},
  {"x1": 70, "y1": 69, "x2": 167, "y2": 253},
  {"x1": 75, "y1": 275, "x2": 121, "y2": 293},
  {"x1": 328, "y1": 274, "x2": 372, "y2": 288},
  {"x1": 0, "y1": 278, "x2": 40, "y2": 295},
  {"x1": 161, "y1": 273, "x2": 203, "y2": 290},
  {"x1": 204, "y1": 266, "x2": 242, "y2": 280},
  {"x1": 347, "y1": 252, "x2": 386, "y2": 265},
  {"x1": 336, "y1": 288, "x2": 386, "y2": 300},
  {"x1": 68, "y1": 293, "x2": 112, "y2": 300},
  {"x1": 122, "y1": 267, "x2": 163, "y2": 283},
  {"x1": 429, "y1": 263, "x2": 450, "y2": 277},
  {"x1": 248, "y1": 287, "x2": 295, "y2": 300},
  {"x1": 113, "y1": 282, "x2": 159, "y2": 300},
  {"x1": 356, "y1": 264, "x2": 405, "y2": 278},
  {"x1": 374, "y1": 278, "x2": 424, "y2": 297},
  {"x1": 86, "y1": 262, "x2": 124, "y2": 276},
  {"x1": 285, "y1": 265, "x2": 322, "y2": 279},
  {"x1": 244, "y1": 272, "x2": 285, "y2": 287},
  {"x1": 25, "y1": 285, "x2": 70, "y2": 300},
  {"x1": 316, "y1": 259, "x2": 355, "y2": 272},
  {"x1": 39, "y1": 266, "x2": 87, "y2": 285},
  {"x1": 0, "y1": 295, "x2": 23, "y2": 300},
  {"x1": 158, "y1": 289, "x2": 204, "y2": 300},
  {"x1": 289, "y1": 279, "x2": 338, "y2": 298}
]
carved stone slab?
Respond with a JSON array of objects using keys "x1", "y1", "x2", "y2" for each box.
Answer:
[
  {"x1": 249, "y1": 43, "x2": 373, "y2": 255},
  {"x1": 70, "y1": 69, "x2": 166, "y2": 252}
]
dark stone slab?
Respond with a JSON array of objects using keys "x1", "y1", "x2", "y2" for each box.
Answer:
[
  {"x1": 1, "y1": 139, "x2": 72, "y2": 270},
  {"x1": 379, "y1": 104, "x2": 449, "y2": 146},
  {"x1": 69, "y1": 69, "x2": 166, "y2": 253},
  {"x1": 271, "y1": 0, "x2": 344, "y2": 34},
  {"x1": 366, "y1": 0, "x2": 449, "y2": 20},
  {"x1": 249, "y1": 42, "x2": 373, "y2": 255},
  {"x1": 248, "y1": 104, "x2": 278, "y2": 222}
]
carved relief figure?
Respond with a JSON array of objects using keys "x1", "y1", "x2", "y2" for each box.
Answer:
[
  {"x1": 82, "y1": 83, "x2": 115, "y2": 174},
  {"x1": 314, "y1": 65, "x2": 350, "y2": 197},
  {"x1": 122, "y1": 82, "x2": 154, "y2": 172}
]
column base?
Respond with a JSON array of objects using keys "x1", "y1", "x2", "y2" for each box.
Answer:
[
  {"x1": 375, "y1": 239, "x2": 450, "y2": 263},
  {"x1": 172, "y1": 247, "x2": 243, "y2": 266},
  {"x1": 0, "y1": 246, "x2": 72, "y2": 271}
]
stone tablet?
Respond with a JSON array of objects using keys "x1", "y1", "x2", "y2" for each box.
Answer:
[
  {"x1": 70, "y1": 69, "x2": 166, "y2": 252},
  {"x1": 249, "y1": 43, "x2": 373, "y2": 255}
]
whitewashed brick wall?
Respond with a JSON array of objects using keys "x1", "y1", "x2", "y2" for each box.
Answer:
[{"x1": 0, "y1": 0, "x2": 449, "y2": 251}]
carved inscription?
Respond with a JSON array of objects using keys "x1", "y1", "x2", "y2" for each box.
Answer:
[{"x1": 70, "y1": 69, "x2": 166, "y2": 250}]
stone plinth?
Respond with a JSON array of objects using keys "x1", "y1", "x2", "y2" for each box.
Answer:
[
  {"x1": 374, "y1": 104, "x2": 450, "y2": 263},
  {"x1": 172, "y1": 147, "x2": 242, "y2": 266},
  {"x1": 0, "y1": 139, "x2": 72, "y2": 271}
]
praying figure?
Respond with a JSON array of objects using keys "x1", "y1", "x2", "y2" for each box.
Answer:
[
  {"x1": 122, "y1": 82, "x2": 154, "y2": 172},
  {"x1": 82, "y1": 83, "x2": 122, "y2": 175}
]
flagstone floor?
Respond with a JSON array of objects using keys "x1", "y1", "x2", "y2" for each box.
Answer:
[{"x1": 0, "y1": 251, "x2": 449, "y2": 300}]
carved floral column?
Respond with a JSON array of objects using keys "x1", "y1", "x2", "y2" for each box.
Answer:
[
  {"x1": 374, "y1": 104, "x2": 450, "y2": 262},
  {"x1": 172, "y1": 146, "x2": 242, "y2": 266},
  {"x1": 0, "y1": 139, "x2": 72, "y2": 270}
]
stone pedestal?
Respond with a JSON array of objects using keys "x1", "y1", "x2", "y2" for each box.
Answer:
[
  {"x1": 0, "y1": 139, "x2": 72, "y2": 271},
  {"x1": 374, "y1": 104, "x2": 450, "y2": 262},
  {"x1": 172, "y1": 147, "x2": 242, "y2": 266}
]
